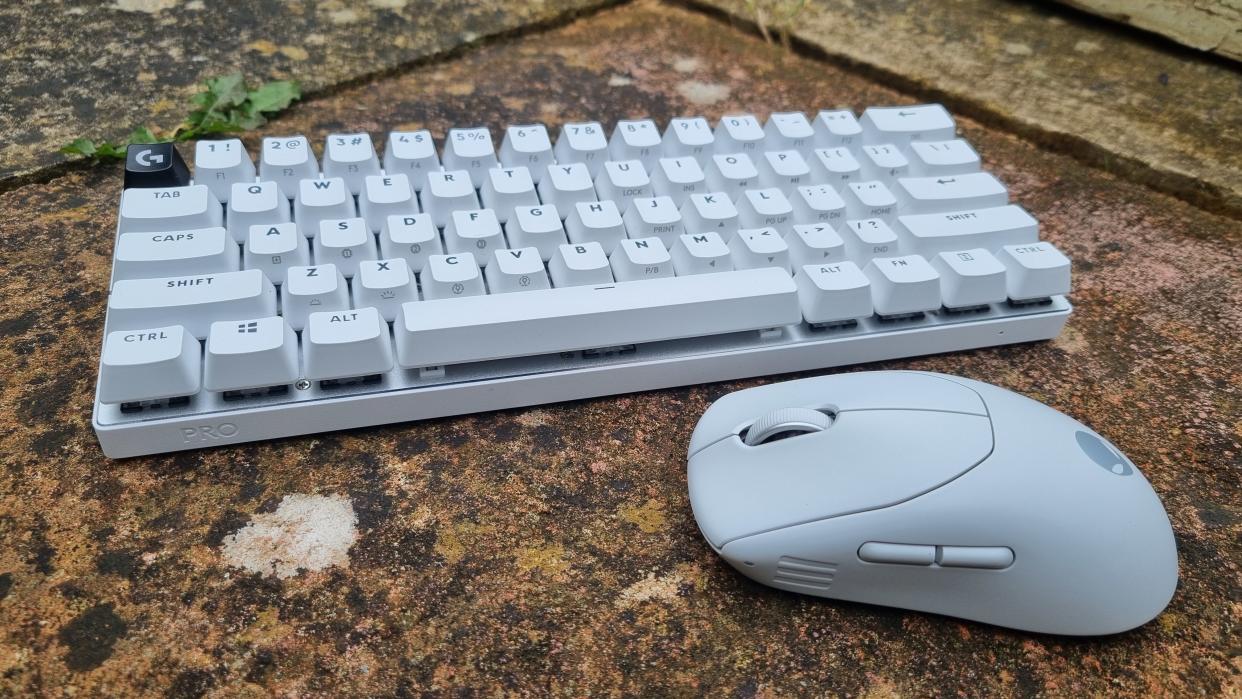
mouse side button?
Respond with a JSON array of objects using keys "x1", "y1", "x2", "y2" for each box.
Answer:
[
  {"x1": 938, "y1": 545, "x2": 1014, "y2": 569},
  {"x1": 858, "y1": 542, "x2": 936, "y2": 565}
]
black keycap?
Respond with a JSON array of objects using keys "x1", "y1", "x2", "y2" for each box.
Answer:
[{"x1": 124, "y1": 142, "x2": 191, "y2": 189}]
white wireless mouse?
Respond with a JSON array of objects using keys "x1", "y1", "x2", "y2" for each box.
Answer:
[{"x1": 687, "y1": 371, "x2": 1178, "y2": 635}]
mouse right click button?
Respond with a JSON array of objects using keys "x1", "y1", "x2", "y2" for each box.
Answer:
[{"x1": 938, "y1": 546, "x2": 1014, "y2": 569}]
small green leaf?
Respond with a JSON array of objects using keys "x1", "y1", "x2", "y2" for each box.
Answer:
[
  {"x1": 246, "y1": 80, "x2": 301, "y2": 114},
  {"x1": 126, "y1": 125, "x2": 161, "y2": 144},
  {"x1": 95, "y1": 142, "x2": 129, "y2": 159},
  {"x1": 61, "y1": 138, "x2": 99, "y2": 157}
]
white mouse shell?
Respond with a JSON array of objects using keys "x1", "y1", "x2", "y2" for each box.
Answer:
[{"x1": 687, "y1": 371, "x2": 1178, "y2": 636}]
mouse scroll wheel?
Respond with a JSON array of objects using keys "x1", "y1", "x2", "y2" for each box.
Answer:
[{"x1": 743, "y1": 407, "x2": 834, "y2": 446}]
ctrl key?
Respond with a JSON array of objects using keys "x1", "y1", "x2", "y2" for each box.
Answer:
[{"x1": 98, "y1": 326, "x2": 200, "y2": 406}]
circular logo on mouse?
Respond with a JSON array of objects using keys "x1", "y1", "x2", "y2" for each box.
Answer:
[{"x1": 1075, "y1": 430, "x2": 1133, "y2": 476}]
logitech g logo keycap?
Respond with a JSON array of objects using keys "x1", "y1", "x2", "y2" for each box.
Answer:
[{"x1": 1075, "y1": 430, "x2": 1133, "y2": 476}]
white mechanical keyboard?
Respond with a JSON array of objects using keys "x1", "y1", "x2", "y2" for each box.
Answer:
[{"x1": 94, "y1": 104, "x2": 1071, "y2": 457}]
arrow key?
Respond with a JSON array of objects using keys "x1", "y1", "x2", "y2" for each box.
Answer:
[
  {"x1": 672, "y1": 231, "x2": 732, "y2": 275},
  {"x1": 731, "y1": 227, "x2": 791, "y2": 274},
  {"x1": 785, "y1": 224, "x2": 846, "y2": 268}
]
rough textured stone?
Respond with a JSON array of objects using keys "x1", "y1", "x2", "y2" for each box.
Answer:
[
  {"x1": 697, "y1": 0, "x2": 1242, "y2": 218},
  {"x1": 0, "y1": 0, "x2": 614, "y2": 182},
  {"x1": 1056, "y1": 0, "x2": 1242, "y2": 61},
  {"x1": 0, "y1": 1, "x2": 1238, "y2": 695}
]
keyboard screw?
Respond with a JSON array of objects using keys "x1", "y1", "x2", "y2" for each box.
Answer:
[{"x1": 295, "y1": 379, "x2": 311, "y2": 390}]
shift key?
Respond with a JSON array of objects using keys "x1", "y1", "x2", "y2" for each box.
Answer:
[{"x1": 107, "y1": 269, "x2": 277, "y2": 339}]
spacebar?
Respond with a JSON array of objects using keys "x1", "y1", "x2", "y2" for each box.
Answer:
[{"x1": 395, "y1": 268, "x2": 801, "y2": 367}]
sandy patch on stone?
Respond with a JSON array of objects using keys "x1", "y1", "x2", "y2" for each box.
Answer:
[
  {"x1": 616, "y1": 570, "x2": 685, "y2": 607},
  {"x1": 221, "y1": 494, "x2": 358, "y2": 579},
  {"x1": 677, "y1": 81, "x2": 729, "y2": 105}
]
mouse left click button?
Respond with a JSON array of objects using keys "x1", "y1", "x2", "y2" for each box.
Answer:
[{"x1": 858, "y1": 542, "x2": 935, "y2": 566}]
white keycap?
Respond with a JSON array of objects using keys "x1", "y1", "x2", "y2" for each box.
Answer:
[
  {"x1": 98, "y1": 325, "x2": 200, "y2": 404},
  {"x1": 671, "y1": 231, "x2": 732, "y2": 275},
  {"x1": 317, "y1": 218, "x2": 377, "y2": 277},
  {"x1": 808, "y1": 147, "x2": 861, "y2": 184},
  {"x1": 114, "y1": 227, "x2": 238, "y2": 281},
  {"x1": 895, "y1": 172, "x2": 1008, "y2": 214},
  {"x1": 204, "y1": 316, "x2": 299, "y2": 392},
  {"x1": 323, "y1": 133, "x2": 380, "y2": 194},
  {"x1": 609, "y1": 119, "x2": 661, "y2": 167},
  {"x1": 860, "y1": 104, "x2": 956, "y2": 145},
  {"x1": 813, "y1": 109, "x2": 862, "y2": 146},
  {"x1": 732, "y1": 227, "x2": 791, "y2": 273},
  {"x1": 423, "y1": 170, "x2": 481, "y2": 228},
  {"x1": 107, "y1": 269, "x2": 277, "y2": 338},
  {"x1": 998, "y1": 242, "x2": 1071, "y2": 300},
  {"x1": 623, "y1": 196, "x2": 684, "y2": 246},
  {"x1": 508, "y1": 205, "x2": 567, "y2": 261},
  {"x1": 860, "y1": 144, "x2": 910, "y2": 180},
  {"x1": 227, "y1": 181, "x2": 290, "y2": 242},
  {"x1": 662, "y1": 117, "x2": 715, "y2": 157},
  {"x1": 486, "y1": 248, "x2": 550, "y2": 293},
  {"x1": 896, "y1": 205, "x2": 1039, "y2": 257},
  {"x1": 714, "y1": 114, "x2": 765, "y2": 152},
  {"x1": 444, "y1": 209, "x2": 504, "y2": 265},
  {"x1": 908, "y1": 139, "x2": 981, "y2": 176},
  {"x1": 792, "y1": 184, "x2": 848, "y2": 224},
  {"x1": 194, "y1": 138, "x2": 254, "y2": 203},
  {"x1": 244, "y1": 222, "x2": 310, "y2": 281},
  {"x1": 651, "y1": 157, "x2": 707, "y2": 205},
  {"x1": 480, "y1": 167, "x2": 538, "y2": 223},
  {"x1": 538, "y1": 163, "x2": 597, "y2": 212},
  {"x1": 705, "y1": 153, "x2": 759, "y2": 194},
  {"x1": 864, "y1": 255, "x2": 941, "y2": 315},
  {"x1": 119, "y1": 184, "x2": 222, "y2": 234},
  {"x1": 931, "y1": 249, "x2": 1007, "y2": 308},
  {"x1": 295, "y1": 178, "x2": 355, "y2": 237},
  {"x1": 758, "y1": 150, "x2": 811, "y2": 192},
  {"x1": 260, "y1": 135, "x2": 318, "y2": 199},
  {"x1": 443, "y1": 127, "x2": 498, "y2": 187},
  {"x1": 785, "y1": 224, "x2": 846, "y2": 268},
  {"x1": 681, "y1": 192, "x2": 739, "y2": 238},
  {"x1": 555, "y1": 122, "x2": 609, "y2": 176},
  {"x1": 379, "y1": 214, "x2": 442, "y2": 273},
  {"x1": 360, "y1": 174, "x2": 418, "y2": 231},
  {"x1": 549, "y1": 242, "x2": 613, "y2": 287},
  {"x1": 764, "y1": 112, "x2": 814, "y2": 150},
  {"x1": 304, "y1": 306, "x2": 394, "y2": 381},
  {"x1": 383, "y1": 130, "x2": 440, "y2": 190},
  {"x1": 595, "y1": 160, "x2": 652, "y2": 203},
  {"x1": 611, "y1": 237, "x2": 674, "y2": 282},
  {"x1": 499, "y1": 124, "x2": 553, "y2": 182},
  {"x1": 795, "y1": 262, "x2": 873, "y2": 324},
  {"x1": 844, "y1": 180, "x2": 899, "y2": 220},
  {"x1": 282, "y1": 264, "x2": 350, "y2": 331},
  {"x1": 394, "y1": 268, "x2": 799, "y2": 367},
  {"x1": 422, "y1": 253, "x2": 486, "y2": 299},
  {"x1": 841, "y1": 218, "x2": 901, "y2": 261},
  {"x1": 737, "y1": 188, "x2": 793, "y2": 229},
  {"x1": 565, "y1": 200, "x2": 626, "y2": 250},
  {"x1": 355, "y1": 258, "x2": 417, "y2": 321}
]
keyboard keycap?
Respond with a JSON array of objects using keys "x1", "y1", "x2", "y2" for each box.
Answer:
[
  {"x1": 549, "y1": 242, "x2": 613, "y2": 286},
  {"x1": 705, "y1": 153, "x2": 759, "y2": 194},
  {"x1": 714, "y1": 114, "x2": 765, "y2": 153},
  {"x1": 785, "y1": 224, "x2": 846, "y2": 268},
  {"x1": 738, "y1": 188, "x2": 793, "y2": 229},
  {"x1": 227, "y1": 181, "x2": 290, "y2": 242},
  {"x1": 481, "y1": 167, "x2": 538, "y2": 223},
  {"x1": 317, "y1": 218, "x2": 377, "y2": 277},
  {"x1": 304, "y1": 307, "x2": 394, "y2": 381},
  {"x1": 260, "y1": 135, "x2": 318, "y2": 199},
  {"x1": 610, "y1": 237, "x2": 674, "y2": 281},
  {"x1": 486, "y1": 248, "x2": 550, "y2": 293},
  {"x1": 423, "y1": 253, "x2": 486, "y2": 300},
  {"x1": 114, "y1": 227, "x2": 237, "y2": 281},
  {"x1": 758, "y1": 150, "x2": 811, "y2": 192},
  {"x1": 555, "y1": 122, "x2": 608, "y2": 176},
  {"x1": 813, "y1": 109, "x2": 862, "y2": 146},
  {"x1": 283, "y1": 264, "x2": 350, "y2": 330},
  {"x1": 623, "y1": 196, "x2": 683, "y2": 245},
  {"x1": 896, "y1": 205, "x2": 1038, "y2": 256},
  {"x1": 538, "y1": 163, "x2": 597, "y2": 212},
  {"x1": 998, "y1": 242, "x2": 1071, "y2": 301},
  {"x1": 107, "y1": 269, "x2": 277, "y2": 338},
  {"x1": 359, "y1": 174, "x2": 418, "y2": 231},
  {"x1": 860, "y1": 104, "x2": 956, "y2": 145},
  {"x1": 808, "y1": 147, "x2": 861, "y2": 184},
  {"x1": 508, "y1": 205, "x2": 567, "y2": 261},
  {"x1": 609, "y1": 119, "x2": 661, "y2": 167},
  {"x1": 908, "y1": 139, "x2": 981, "y2": 176},
  {"x1": 323, "y1": 133, "x2": 380, "y2": 194},
  {"x1": 795, "y1": 262, "x2": 872, "y2": 324},
  {"x1": 118, "y1": 184, "x2": 222, "y2": 234},
  {"x1": 444, "y1": 127, "x2": 498, "y2": 187},
  {"x1": 444, "y1": 209, "x2": 504, "y2": 264},
  {"x1": 681, "y1": 192, "x2": 739, "y2": 239},
  {"x1": 663, "y1": 117, "x2": 715, "y2": 157},
  {"x1": 98, "y1": 325, "x2": 200, "y2": 404},
  {"x1": 244, "y1": 222, "x2": 310, "y2": 281},
  {"x1": 651, "y1": 157, "x2": 708, "y2": 205},
  {"x1": 844, "y1": 180, "x2": 898, "y2": 220},
  {"x1": 394, "y1": 267, "x2": 800, "y2": 367},
  {"x1": 125, "y1": 142, "x2": 190, "y2": 190},
  {"x1": 383, "y1": 130, "x2": 440, "y2": 190},
  {"x1": 596, "y1": 160, "x2": 652, "y2": 204},
  {"x1": 194, "y1": 138, "x2": 254, "y2": 203},
  {"x1": 205, "y1": 316, "x2": 299, "y2": 392},
  {"x1": 792, "y1": 184, "x2": 847, "y2": 224},
  {"x1": 764, "y1": 112, "x2": 814, "y2": 150},
  {"x1": 565, "y1": 201, "x2": 626, "y2": 250},
  {"x1": 671, "y1": 232, "x2": 732, "y2": 275},
  {"x1": 295, "y1": 178, "x2": 355, "y2": 236},
  {"x1": 423, "y1": 170, "x2": 481, "y2": 227},
  {"x1": 895, "y1": 172, "x2": 1008, "y2": 213},
  {"x1": 355, "y1": 259, "x2": 417, "y2": 321},
  {"x1": 732, "y1": 227, "x2": 792, "y2": 273},
  {"x1": 379, "y1": 214, "x2": 442, "y2": 273},
  {"x1": 841, "y1": 218, "x2": 901, "y2": 262},
  {"x1": 499, "y1": 124, "x2": 553, "y2": 182},
  {"x1": 860, "y1": 144, "x2": 910, "y2": 180},
  {"x1": 864, "y1": 255, "x2": 941, "y2": 315},
  {"x1": 931, "y1": 249, "x2": 1007, "y2": 308}
]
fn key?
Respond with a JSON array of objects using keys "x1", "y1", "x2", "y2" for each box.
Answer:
[{"x1": 125, "y1": 142, "x2": 190, "y2": 189}]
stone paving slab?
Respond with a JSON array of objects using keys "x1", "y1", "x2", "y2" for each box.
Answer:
[
  {"x1": 1056, "y1": 0, "x2": 1242, "y2": 62},
  {"x1": 697, "y1": 0, "x2": 1242, "y2": 218},
  {"x1": 0, "y1": 1, "x2": 1238, "y2": 696},
  {"x1": 0, "y1": 0, "x2": 613, "y2": 183}
]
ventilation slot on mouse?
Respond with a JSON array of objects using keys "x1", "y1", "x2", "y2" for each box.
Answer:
[{"x1": 773, "y1": 556, "x2": 837, "y2": 590}]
